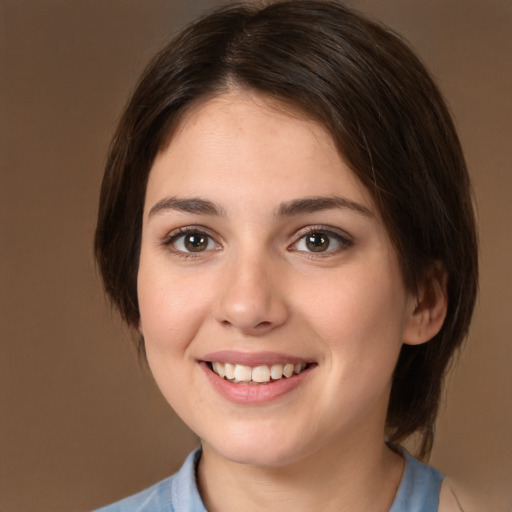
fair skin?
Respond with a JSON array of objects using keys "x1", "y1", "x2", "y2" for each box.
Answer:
[{"x1": 137, "y1": 90, "x2": 448, "y2": 512}]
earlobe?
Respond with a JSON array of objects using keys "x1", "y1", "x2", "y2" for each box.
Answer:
[{"x1": 403, "y1": 263, "x2": 448, "y2": 346}]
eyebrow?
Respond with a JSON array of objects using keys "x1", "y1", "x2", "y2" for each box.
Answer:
[
  {"x1": 148, "y1": 194, "x2": 373, "y2": 219},
  {"x1": 148, "y1": 197, "x2": 225, "y2": 218},
  {"x1": 276, "y1": 196, "x2": 373, "y2": 217}
]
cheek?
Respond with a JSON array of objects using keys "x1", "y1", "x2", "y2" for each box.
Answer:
[
  {"x1": 299, "y1": 262, "x2": 409, "y2": 366},
  {"x1": 137, "y1": 266, "x2": 214, "y2": 412},
  {"x1": 137, "y1": 265, "x2": 210, "y2": 352}
]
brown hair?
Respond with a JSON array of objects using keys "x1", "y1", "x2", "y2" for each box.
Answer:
[{"x1": 95, "y1": 0, "x2": 478, "y2": 459}]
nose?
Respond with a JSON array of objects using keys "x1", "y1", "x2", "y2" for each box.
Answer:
[{"x1": 215, "y1": 251, "x2": 289, "y2": 336}]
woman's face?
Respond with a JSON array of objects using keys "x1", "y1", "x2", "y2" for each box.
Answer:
[{"x1": 137, "y1": 91, "x2": 419, "y2": 468}]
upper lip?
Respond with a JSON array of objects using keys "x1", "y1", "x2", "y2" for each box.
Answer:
[{"x1": 200, "y1": 350, "x2": 313, "y2": 367}]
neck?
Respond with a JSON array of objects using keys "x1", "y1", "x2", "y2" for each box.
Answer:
[{"x1": 197, "y1": 437, "x2": 404, "y2": 512}]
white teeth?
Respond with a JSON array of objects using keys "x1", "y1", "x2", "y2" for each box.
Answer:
[
  {"x1": 224, "y1": 362, "x2": 235, "y2": 380},
  {"x1": 233, "y1": 364, "x2": 252, "y2": 382},
  {"x1": 252, "y1": 365, "x2": 271, "y2": 383},
  {"x1": 209, "y1": 361, "x2": 309, "y2": 383},
  {"x1": 283, "y1": 363, "x2": 294, "y2": 378},
  {"x1": 212, "y1": 362, "x2": 225, "y2": 378},
  {"x1": 270, "y1": 364, "x2": 283, "y2": 380}
]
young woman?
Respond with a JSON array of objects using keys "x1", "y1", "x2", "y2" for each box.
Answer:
[{"x1": 94, "y1": 1, "x2": 478, "y2": 511}]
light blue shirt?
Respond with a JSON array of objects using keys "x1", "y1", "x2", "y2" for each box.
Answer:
[{"x1": 94, "y1": 448, "x2": 443, "y2": 512}]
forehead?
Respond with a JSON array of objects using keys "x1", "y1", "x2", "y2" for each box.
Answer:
[
  {"x1": 146, "y1": 90, "x2": 375, "y2": 216},
  {"x1": 168, "y1": 90, "x2": 334, "y2": 163}
]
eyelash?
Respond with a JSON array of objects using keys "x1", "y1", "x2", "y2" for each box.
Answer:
[
  {"x1": 161, "y1": 225, "x2": 353, "y2": 258},
  {"x1": 290, "y1": 226, "x2": 353, "y2": 257},
  {"x1": 161, "y1": 226, "x2": 220, "y2": 258}
]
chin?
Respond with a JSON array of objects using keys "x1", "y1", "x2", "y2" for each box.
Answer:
[
  {"x1": 219, "y1": 445, "x2": 301, "y2": 468},
  {"x1": 202, "y1": 427, "x2": 316, "y2": 469}
]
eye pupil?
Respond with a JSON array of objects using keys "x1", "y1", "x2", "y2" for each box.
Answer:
[
  {"x1": 305, "y1": 233, "x2": 329, "y2": 252},
  {"x1": 184, "y1": 233, "x2": 208, "y2": 252}
]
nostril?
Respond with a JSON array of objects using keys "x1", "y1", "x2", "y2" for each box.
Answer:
[{"x1": 220, "y1": 318, "x2": 276, "y2": 335}]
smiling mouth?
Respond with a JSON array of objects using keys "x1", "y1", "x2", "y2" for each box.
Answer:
[{"x1": 206, "y1": 361, "x2": 314, "y2": 385}]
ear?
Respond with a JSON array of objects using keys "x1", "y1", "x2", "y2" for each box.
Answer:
[{"x1": 403, "y1": 263, "x2": 448, "y2": 346}]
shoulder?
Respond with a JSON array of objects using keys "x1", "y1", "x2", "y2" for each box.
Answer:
[
  {"x1": 92, "y1": 449, "x2": 205, "y2": 512},
  {"x1": 438, "y1": 477, "x2": 501, "y2": 512},
  {"x1": 390, "y1": 448, "x2": 444, "y2": 512},
  {"x1": 438, "y1": 480, "x2": 464, "y2": 512},
  {"x1": 93, "y1": 476, "x2": 175, "y2": 512}
]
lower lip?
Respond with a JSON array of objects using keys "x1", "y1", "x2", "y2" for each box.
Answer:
[{"x1": 200, "y1": 362, "x2": 312, "y2": 405}]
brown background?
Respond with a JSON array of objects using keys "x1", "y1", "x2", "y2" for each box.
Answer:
[{"x1": 1, "y1": 1, "x2": 511, "y2": 511}]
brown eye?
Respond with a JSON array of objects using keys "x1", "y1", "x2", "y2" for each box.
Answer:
[
  {"x1": 305, "y1": 232, "x2": 330, "y2": 252},
  {"x1": 291, "y1": 228, "x2": 352, "y2": 255},
  {"x1": 170, "y1": 230, "x2": 217, "y2": 253},
  {"x1": 183, "y1": 233, "x2": 209, "y2": 252}
]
